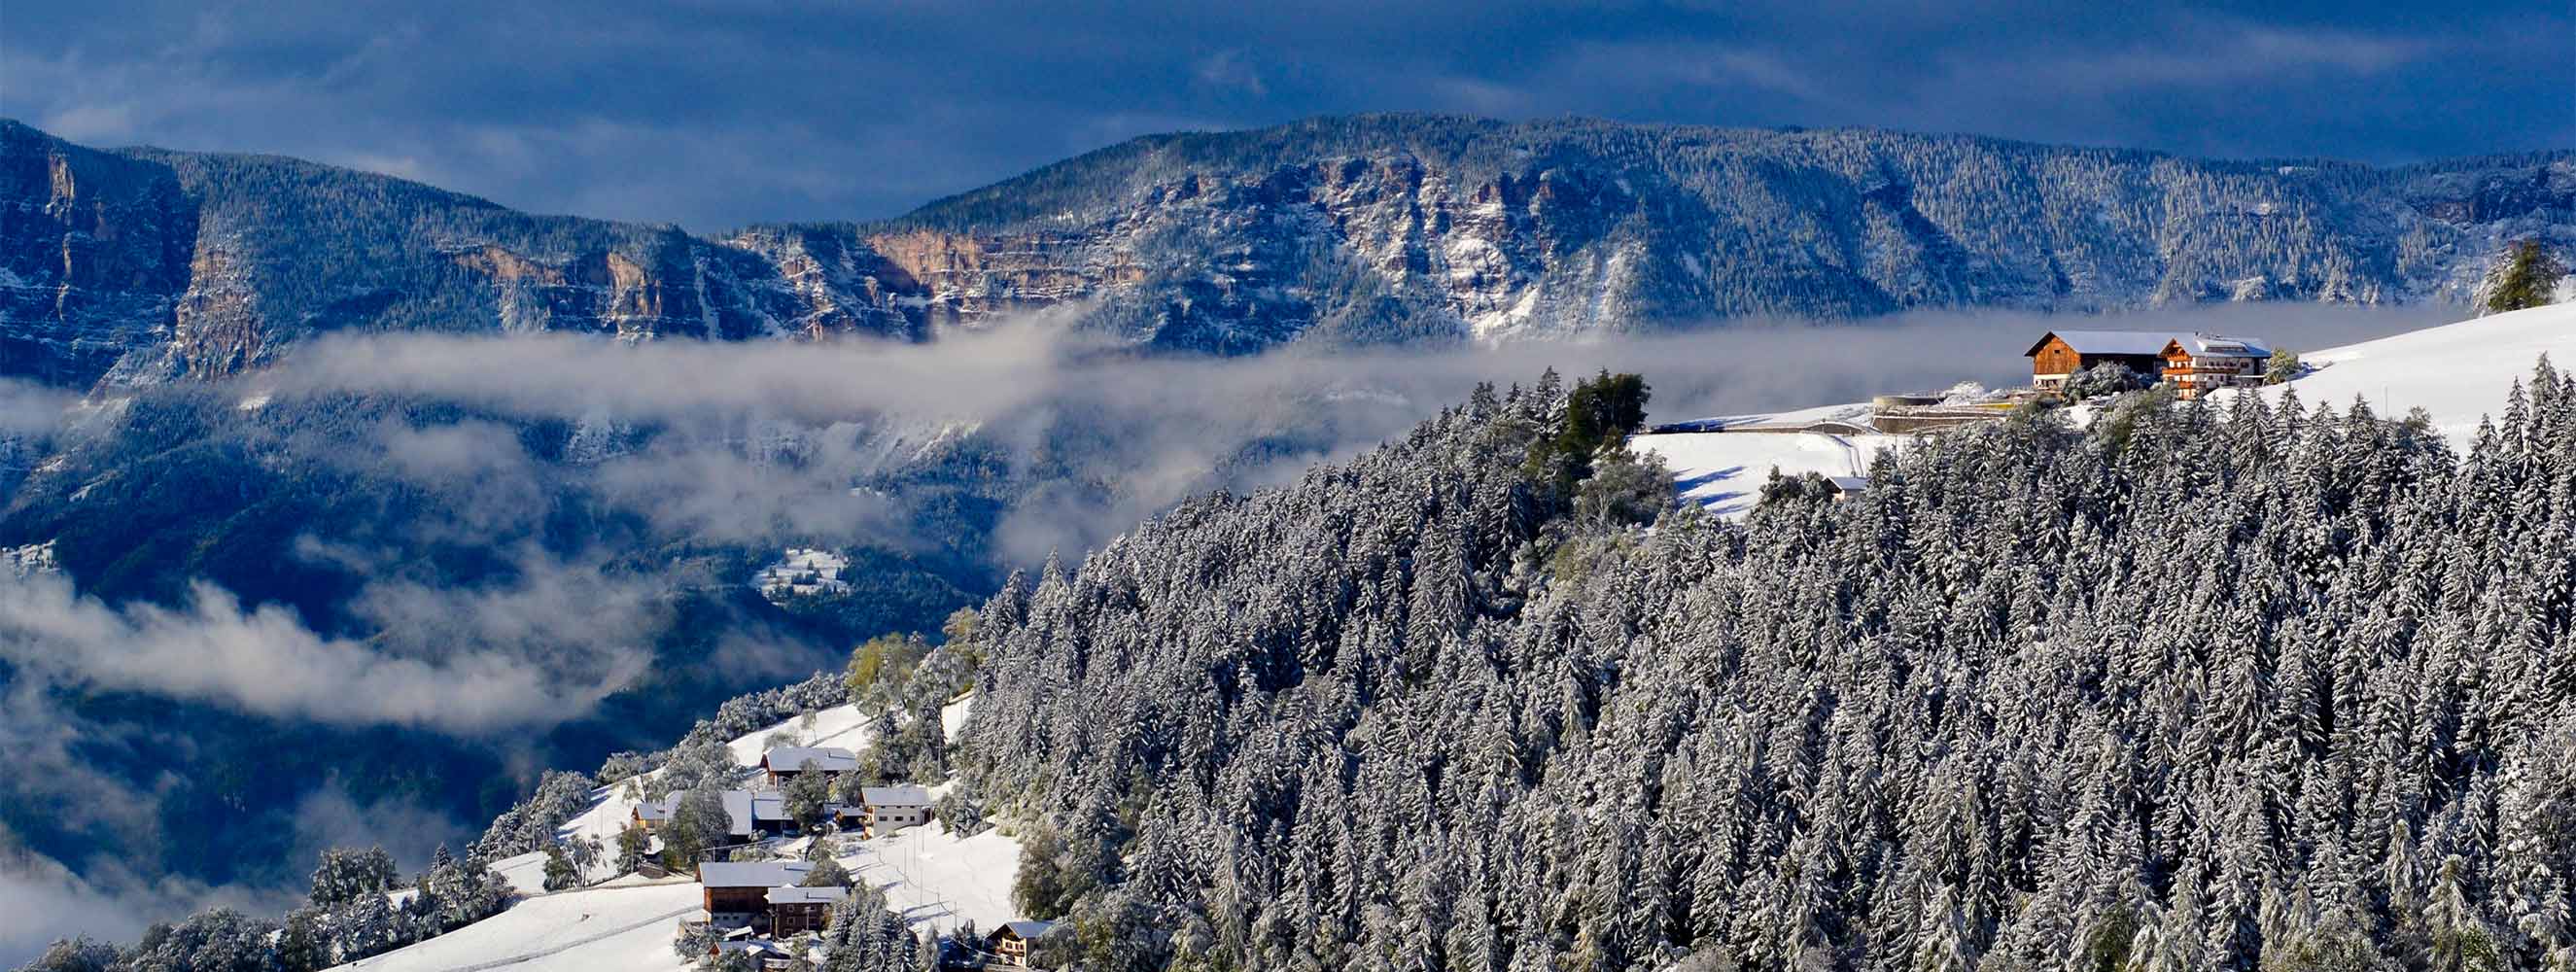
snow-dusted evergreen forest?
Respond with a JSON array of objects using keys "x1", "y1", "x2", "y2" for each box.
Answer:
[{"x1": 957, "y1": 366, "x2": 2576, "y2": 972}]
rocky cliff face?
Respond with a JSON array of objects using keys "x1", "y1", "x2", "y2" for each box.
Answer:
[
  {"x1": 5, "y1": 116, "x2": 2571, "y2": 390},
  {"x1": 0, "y1": 123, "x2": 196, "y2": 385}
]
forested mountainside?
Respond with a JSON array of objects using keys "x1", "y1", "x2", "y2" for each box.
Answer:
[
  {"x1": 958, "y1": 368, "x2": 2576, "y2": 972},
  {"x1": 8, "y1": 115, "x2": 2572, "y2": 383}
]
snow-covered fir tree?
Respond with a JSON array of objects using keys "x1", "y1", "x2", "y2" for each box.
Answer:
[{"x1": 955, "y1": 364, "x2": 2576, "y2": 972}]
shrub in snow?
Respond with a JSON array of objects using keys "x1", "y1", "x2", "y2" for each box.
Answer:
[
  {"x1": 2062, "y1": 361, "x2": 2148, "y2": 399},
  {"x1": 2265, "y1": 347, "x2": 2303, "y2": 384}
]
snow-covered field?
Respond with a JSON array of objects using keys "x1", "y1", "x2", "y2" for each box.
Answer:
[
  {"x1": 1640, "y1": 303, "x2": 2575, "y2": 516},
  {"x1": 1660, "y1": 400, "x2": 1880, "y2": 433},
  {"x1": 2223, "y1": 301, "x2": 2576, "y2": 448},
  {"x1": 844, "y1": 823, "x2": 1022, "y2": 933},
  {"x1": 752, "y1": 548, "x2": 853, "y2": 603},
  {"x1": 350, "y1": 694, "x2": 1018, "y2": 971},
  {"x1": 1634, "y1": 429, "x2": 1907, "y2": 516}
]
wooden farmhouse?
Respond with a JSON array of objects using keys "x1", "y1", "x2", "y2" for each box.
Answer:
[
  {"x1": 2023, "y1": 330, "x2": 2174, "y2": 389},
  {"x1": 2159, "y1": 333, "x2": 2273, "y2": 399},
  {"x1": 767, "y1": 885, "x2": 848, "y2": 936},
  {"x1": 696, "y1": 860, "x2": 815, "y2": 929}
]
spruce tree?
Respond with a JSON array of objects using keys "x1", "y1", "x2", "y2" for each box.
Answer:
[{"x1": 2486, "y1": 239, "x2": 2564, "y2": 313}]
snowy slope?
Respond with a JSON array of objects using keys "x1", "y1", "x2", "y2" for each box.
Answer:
[
  {"x1": 842, "y1": 824, "x2": 1023, "y2": 932},
  {"x1": 337, "y1": 696, "x2": 1017, "y2": 972},
  {"x1": 334, "y1": 881, "x2": 703, "y2": 972},
  {"x1": 1634, "y1": 430, "x2": 1908, "y2": 516},
  {"x1": 2222, "y1": 301, "x2": 2576, "y2": 447},
  {"x1": 1639, "y1": 304, "x2": 2574, "y2": 517},
  {"x1": 488, "y1": 703, "x2": 879, "y2": 895},
  {"x1": 336, "y1": 824, "x2": 1023, "y2": 972}
]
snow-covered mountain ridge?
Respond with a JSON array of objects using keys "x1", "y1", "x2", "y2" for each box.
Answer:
[{"x1": 8, "y1": 115, "x2": 2570, "y2": 388}]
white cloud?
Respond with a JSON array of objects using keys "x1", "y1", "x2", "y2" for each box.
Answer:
[{"x1": 0, "y1": 568, "x2": 653, "y2": 734}]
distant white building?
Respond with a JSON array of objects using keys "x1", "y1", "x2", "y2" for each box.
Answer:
[{"x1": 858, "y1": 785, "x2": 934, "y2": 836}]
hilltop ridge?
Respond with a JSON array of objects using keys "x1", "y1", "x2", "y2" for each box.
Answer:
[{"x1": 7, "y1": 115, "x2": 2570, "y2": 388}]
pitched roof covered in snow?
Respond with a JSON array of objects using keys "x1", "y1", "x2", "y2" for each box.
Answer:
[
  {"x1": 2167, "y1": 333, "x2": 2272, "y2": 358},
  {"x1": 2023, "y1": 330, "x2": 2178, "y2": 357},
  {"x1": 639, "y1": 789, "x2": 759, "y2": 833},
  {"x1": 767, "y1": 885, "x2": 850, "y2": 905},
  {"x1": 762, "y1": 746, "x2": 858, "y2": 774},
  {"x1": 861, "y1": 785, "x2": 933, "y2": 807},
  {"x1": 994, "y1": 920, "x2": 1061, "y2": 941},
  {"x1": 697, "y1": 860, "x2": 814, "y2": 888}
]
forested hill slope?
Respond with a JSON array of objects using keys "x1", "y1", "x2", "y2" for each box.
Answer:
[
  {"x1": 8, "y1": 115, "x2": 2571, "y2": 385},
  {"x1": 957, "y1": 367, "x2": 2576, "y2": 971}
]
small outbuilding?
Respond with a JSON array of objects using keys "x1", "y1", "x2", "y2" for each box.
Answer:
[{"x1": 631, "y1": 794, "x2": 678, "y2": 832}]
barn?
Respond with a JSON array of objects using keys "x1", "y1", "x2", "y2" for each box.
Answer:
[{"x1": 2023, "y1": 330, "x2": 2175, "y2": 389}]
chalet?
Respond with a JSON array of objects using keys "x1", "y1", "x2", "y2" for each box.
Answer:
[
  {"x1": 2159, "y1": 333, "x2": 2272, "y2": 399},
  {"x1": 858, "y1": 785, "x2": 935, "y2": 837},
  {"x1": 2024, "y1": 330, "x2": 2175, "y2": 390},
  {"x1": 762, "y1": 746, "x2": 858, "y2": 787},
  {"x1": 697, "y1": 860, "x2": 814, "y2": 928},
  {"x1": 1825, "y1": 475, "x2": 1870, "y2": 501},
  {"x1": 767, "y1": 885, "x2": 848, "y2": 936},
  {"x1": 988, "y1": 920, "x2": 1061, "y2": 967}
]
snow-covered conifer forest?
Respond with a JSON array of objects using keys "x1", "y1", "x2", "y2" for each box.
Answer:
[{"x1": 957, "y1": 366, "x2": 2576, "y2": 972}]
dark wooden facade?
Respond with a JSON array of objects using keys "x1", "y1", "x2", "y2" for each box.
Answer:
[
  {"x1": 706, "y1": 885, "x2": 770, "y2": 918},
  {"x1": 2024, "y1": 333, "x2": 2165, "y2": 387},
  {"x1": 773, "y1": 899, "x2": 832, "y2": 936}
]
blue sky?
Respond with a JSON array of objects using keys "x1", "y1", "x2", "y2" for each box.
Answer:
[{"x1": 7, "y1": 0, "x2": 2569, "y2": 231}]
